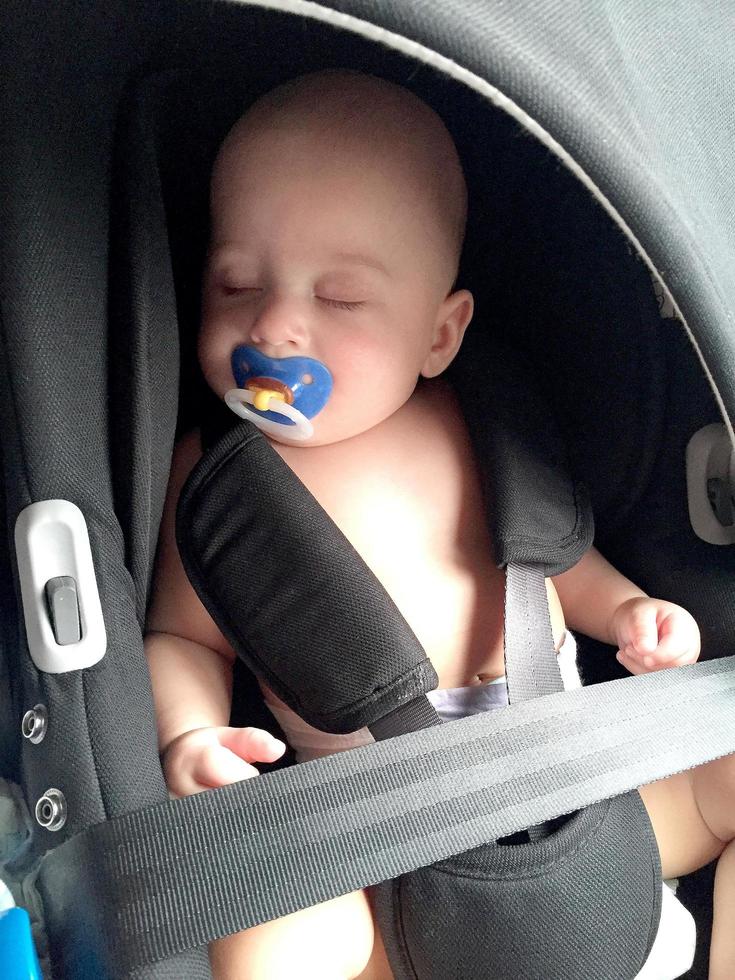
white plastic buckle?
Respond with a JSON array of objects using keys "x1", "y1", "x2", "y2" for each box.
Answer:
[
  {"x1": 14, "y1": 500, "x2": 107, "y2": 672},
  {"x1": 685, "y1": 424, "x2": 735, "y2": 545}
]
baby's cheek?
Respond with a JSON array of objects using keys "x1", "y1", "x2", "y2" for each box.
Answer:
[
  {"x1": 197, "y1": 355, "x2": 230, "y2": 398},
  {"x1": 323, "y1": 344, "x2": 376, "y2": 401},
  {"x1": 198, "y1": 325, "x2": 237, "y2": 392},
  {"x1": 327, "y1": 329, "x2": 379, "y2": 365}
]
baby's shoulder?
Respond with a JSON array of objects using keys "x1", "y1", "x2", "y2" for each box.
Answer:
[
  {"x1": 166, "y1": 428, "x2": 204, "y2": 502},
  {"x1": 174, "y1": 427, "x2": 203, "y2": 463}
]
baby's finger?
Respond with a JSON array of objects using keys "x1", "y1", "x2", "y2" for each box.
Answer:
[
  {"x1": 670, "y1": 648, "x2": 700, "y2": 667},
  {"x1": 620, "y1": 643, "x2": 655, "y2": 668},
  {"x1": 193, "y1": 743, "x2": 261, "y2": 789},
  {"x1": 219, "y1": 726, "x2": 287, "y2": 765},
  {"x1": 616, "y1": 650, "x2": 648, "y2": 675},
  {"x1": 643, "y1": 631, "x2": 695, "y2": 667},
  {"x1": 624, "y1": 605, "x2": 660, "y2": 657},
  {"x1": 658, "y1": 610, "x2": 701, "y2": 661}
]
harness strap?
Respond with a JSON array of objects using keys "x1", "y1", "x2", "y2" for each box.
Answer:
[
  {"x1": 37, "y1": 648, "x2": 735, "y2": 977},
  {"x1": 505, "y1": 562, "x2": 564, "y2": 702},
  {"x1": 177, "y1": 421, "x2": 439, "y2": 735},
  {"x1": 504, "y1": 561, "x2": 565, "y2": 839}
]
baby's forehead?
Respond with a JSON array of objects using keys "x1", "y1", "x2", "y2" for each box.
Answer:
[
  {"x1": 212, "y1": 72, "x2": 467, "y2": 275},
  {"x1": 213, "y1": 121, "x2": 444, "y2": 237},
  {"x1": 238, "y1": 72, "x2": 435, "y2": 140},
  {"x1": 222, "y1": 121, "x2": 430, "y2": 197},
  {"x1": 222, "y1": 73, "x2": 454, "y2": 179}
]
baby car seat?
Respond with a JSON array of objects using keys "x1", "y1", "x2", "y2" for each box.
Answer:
[{"x1": 2, "y1": 2, "x2": 735, "y2": 977}]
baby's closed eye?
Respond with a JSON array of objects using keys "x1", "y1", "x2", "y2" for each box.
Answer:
[
  {"x1": 317, "y1": 297, "x2": 366, "y2": 311},
  {"x1": 220, "y1": 284, "x2": 262, "y2": 298}
]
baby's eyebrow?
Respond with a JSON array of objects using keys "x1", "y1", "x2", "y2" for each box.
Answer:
[
  {"x1": 329, "y1": 252, "x2": 391, "y2": 277},
  {"x1": 206, "y1": 244, "x2": 252, "y2": 269}
]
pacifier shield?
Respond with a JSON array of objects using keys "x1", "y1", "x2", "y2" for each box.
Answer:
[{"x1": 231, "y1": 345, "x2": 332, "y2": 425}]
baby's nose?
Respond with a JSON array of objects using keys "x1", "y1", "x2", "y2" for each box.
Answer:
[{"x1": 249, "y1": 296, "x2": 308, "y2": 349}]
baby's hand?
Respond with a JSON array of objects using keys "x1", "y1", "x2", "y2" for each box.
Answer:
[
  {"x1": 162, "y1": 726, "x2": 286, "y2": 798},
  {"x1": 611, "y1": 597, "x2": 700, "y2": 675}
]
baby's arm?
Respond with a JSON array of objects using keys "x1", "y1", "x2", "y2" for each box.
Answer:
[
  {"x1": 145, "y1": 430, "x2": 284, "y2": 797},
  {"x1": 552, "y1": 547, "x2": 700, "y2": 674}
]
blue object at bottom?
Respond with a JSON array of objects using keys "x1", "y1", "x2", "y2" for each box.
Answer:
[{"x1": 0, "y1": 907, "x2": 42, "y2": 980}]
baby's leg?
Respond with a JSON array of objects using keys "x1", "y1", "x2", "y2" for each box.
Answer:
[
  {"x1": 688, "y1": 753, "x2": 735, "y2": 979},
  {"x1": 208, "y1": 888, "x2": 384, "y2": 980},
  {"x1": 639, "y1": 752, "x2": 735, "y2": 979},
  {"x1": 710, "y1": 840, "x2": 735, "y2": 980}
]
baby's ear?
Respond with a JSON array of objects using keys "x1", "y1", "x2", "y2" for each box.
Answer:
[{"x1": 421, "y1": 289, "x2": 474, "y2": 378}]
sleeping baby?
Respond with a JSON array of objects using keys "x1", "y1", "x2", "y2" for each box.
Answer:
[{"x1": 145, "y1": 70, "x2": 735, "y2": 980}]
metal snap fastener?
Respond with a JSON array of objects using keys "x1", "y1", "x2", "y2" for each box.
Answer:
[
  {"x1": 35, "y1": 788, "x2": 66, "y2": 831},
  {"x1": 22, "y1": 704, "x2": 48, "y2": 744}
]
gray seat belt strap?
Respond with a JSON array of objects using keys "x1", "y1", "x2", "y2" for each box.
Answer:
[
  {"x1": 504, "y1": 562, "x2": 564, "y2": 702},
  {"x1": 38, "y1": 655, "x2": 735, "y2": 977}
]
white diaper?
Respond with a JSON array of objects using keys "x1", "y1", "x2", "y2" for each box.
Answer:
[{"x1": 263, "y1": 632, "x2": 580, "y2": 762}]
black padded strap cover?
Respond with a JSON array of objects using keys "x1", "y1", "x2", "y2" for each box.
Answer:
[
  {"x1": 453, "y1": 336, "x2": 594, "y2": 575},
  {"x1": 176, "y1": 421, "x2": 438, "y2": 734}
]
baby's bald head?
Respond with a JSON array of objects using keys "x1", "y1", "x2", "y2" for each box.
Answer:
[
  {"x1": 211, "y1": 71, "x2": 467, "y2": 289},
  {"x1": 202, "y1": 71, "x2": 475, "y2": 444}
]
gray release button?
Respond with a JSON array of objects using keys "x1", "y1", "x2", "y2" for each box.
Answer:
[{"x1": 44, "y1": 576, "x2": 82, "y2": 645}]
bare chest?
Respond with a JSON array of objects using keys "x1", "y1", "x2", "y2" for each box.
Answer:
[
  {"x1": 279, "y1": 386, "x2": 508, "y2": 688},
  {"x1": 341, "y1": 486, "x2": 507, "y2": 688}
]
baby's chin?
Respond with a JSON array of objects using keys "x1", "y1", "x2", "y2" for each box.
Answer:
[
  {"x1": 264, "y1": 427, "x2": 350, "y2": 450},
  {"x1": 264, "y1": 416, "x2": 382, "y2": 450}
]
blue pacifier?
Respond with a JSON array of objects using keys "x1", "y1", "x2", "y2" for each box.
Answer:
[{"x1": 225, "y1": 345, "x2": 333, "y2": 441}]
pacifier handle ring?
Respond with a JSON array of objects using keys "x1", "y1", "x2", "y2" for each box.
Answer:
[{"x1": 224, "y1": 388, "x2": 314, "y2": 441}]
